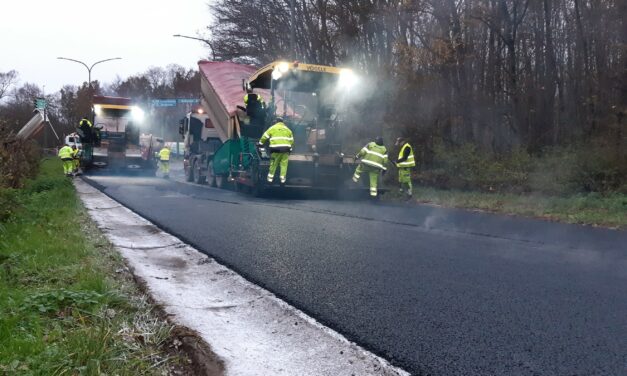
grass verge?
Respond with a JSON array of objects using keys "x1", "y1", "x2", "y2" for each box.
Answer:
[
  {"x1": 389, "y1": 186, "x2": 627, "y2": 229},
  {"x1": 0, "y1": 158, "x2": 194, "y2": 375}
]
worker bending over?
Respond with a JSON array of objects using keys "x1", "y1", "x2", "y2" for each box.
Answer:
[
  {"x1": 395, "y1": 137, "x2": 415, "y2": 199},
  {"x1": 158, "y1": 146, "x2": 171, "y2": 179},
  {"x1": 58, "y1": 143, "x2": 74, "y2": 177},
  {"x1": 258, "y1": 117, "x2": 294, "y2": 185},
  {"x1": 353, "y1": 136, "x2": 388, "y2": 197}
]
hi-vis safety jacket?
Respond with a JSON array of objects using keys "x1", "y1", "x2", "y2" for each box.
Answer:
[
  {"x1": 79, "y1": 118, "x2": 92, "y2": 127},
  {"x1": 259, "y1": 122, "x2": 294, "y2": 152},
  {"x1": 158, "y1": 148, "x2": 171, "y2": 161},
  {"x1": 244, "y1": 93, "x2": 265, "y2": 106},
  {"x1": 58, "y1": 145, "x2": 73, "y2": 160},
  {"x1": 396, "y1": 142, "x2": 415, "y2": 168},
  {"x1": 357, "y1": 142, "x2": 388, "y2": 170}
]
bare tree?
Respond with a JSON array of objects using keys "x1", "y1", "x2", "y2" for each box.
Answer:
[{"x1": 0, "y1": 70, "x2": 18, "y2": 101}]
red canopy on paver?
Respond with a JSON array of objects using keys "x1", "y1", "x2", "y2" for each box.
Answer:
[{"x1": 198, "y1": 61, "x2": 271, "y2": 116}]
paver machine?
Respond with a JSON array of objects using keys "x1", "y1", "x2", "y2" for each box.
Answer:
[{"x1": 196, "y1": 60, "x2": 360, "y2": 196}]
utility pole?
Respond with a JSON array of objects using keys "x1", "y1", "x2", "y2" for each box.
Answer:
[
  {"x1": 43, "y1": 85, "x2": 47, "y2": 147},
  {"x1": 57, "y1": 57, "x2": 122, "y2": 91},
  {"x1": 173, "y1": 34, "x2": 216, "y2": 61},
  {"x1": 57, "y1": 57, "x2": 122, "y2": 120}
]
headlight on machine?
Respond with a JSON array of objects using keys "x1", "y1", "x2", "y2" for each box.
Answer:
[
  {"x1": 278, "y1": 62, "x2": 290, "y2": 73},
  {"x1": 131, "y1": 106, "x2": 145, "y2": 123},
  {"x1": 338, "y1": 68, "x2": 358, "y2": 89}
]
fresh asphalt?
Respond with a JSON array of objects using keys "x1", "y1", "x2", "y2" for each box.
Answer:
[{"x1": 82, "y1": 172, "x2": 627, "y2": 375}]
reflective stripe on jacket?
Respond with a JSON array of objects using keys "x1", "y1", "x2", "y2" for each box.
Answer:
[
  {"x1": 259, "y1": 122, "x2": 294, "y2": 151},
  {"x1": 396, "y1": 143, "x2": 415, "y2": 168},
  {"x1": 158, "y1": 148, "x2": 171, "y2": 161},
  {"x1": 79, "y1": 118, "x2": 92, "y2": 127},
  {"x1": 357, "y1": 142, "x2": 388, "y2": 171},
  {"x1": 58, "y1": 146, "x2": 73, "y2": 159}
]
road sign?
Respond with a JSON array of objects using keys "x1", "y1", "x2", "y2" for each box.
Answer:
[
  {"x1": 151, "y1": 99, "x2": 177, "y2": 107},
  {"x1": 177, "y1": 98, "x2": 200, "y2": 104},
  {"x1": 34, "y1": 98, "x2": 46, "y2": 109},
  {"x1": 150, "y1": 98, "x2": 200, "y2": 107}
]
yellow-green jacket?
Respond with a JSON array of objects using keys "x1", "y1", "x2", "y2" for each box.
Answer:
[
  {"x1": 259, "y1": 122, "x2": 294, "y2": 152},
  {"x1": 396, "y1": 142, "x2": 415, "y2": 168},
  {"x1": 357, "y1": 142, "x2": 388, "y2": 171},
  {"x1": 58, "y1": 146, "x2": 73, "y2": 160},
  {"x1": 158, "y1": 148, "x2": 171, "y2": 161}
]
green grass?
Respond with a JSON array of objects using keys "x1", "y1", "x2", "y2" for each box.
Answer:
[
  {"x1": 390, "y1": 186, "x2": 627, "y2": 229},
  {"x1": 0, "y1": 158, "x2": 186, "y2": 375}
]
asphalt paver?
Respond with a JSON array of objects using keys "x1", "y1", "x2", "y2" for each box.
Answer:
[{"x1": 83, "y1": 174, "x2": 627, "y2": 375}]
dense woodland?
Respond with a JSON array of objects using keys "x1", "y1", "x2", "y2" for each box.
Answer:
[{"x1": 207, "y1": 0, "x2": 626, "y2": 193}]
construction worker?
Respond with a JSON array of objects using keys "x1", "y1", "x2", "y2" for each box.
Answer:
[
  {"x1": 158, "y1": 146, "x2": 171, "y2": 178},
  {"x1": 395, "y1": 137, "x2": 415, "y2": 199},
  {"x1": 244, "y1": 88, "x2": 265, "y2": 112},
  {"x1": 57, "y1": 143, "x2": 74, "y2": 176},
  {"x1": 79, "y1": 117, "x2": 92, "y2": 128},
  {"x1": 71, "y1": 145, "x2": 80, "y2": 174},
  {"x1": 258, "y1": 117, "x2": 294, "y2": 185},
  {"x1": 244, "y1": 88, "x2": 266, "y2": 128},
  {"x1": 353, "y1": 136, "x2": 388, "y2": 197},
  {"x1": 78, "y1": 117, "x2": 97, "y2": 144}
]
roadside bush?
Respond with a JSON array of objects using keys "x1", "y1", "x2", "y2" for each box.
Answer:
[
  {"x1": 527, "y1": 147, "x2": 579, "y2": 195},
  {"x1": 414, "y1": 140, "x2": 626, "y2": 196},
  {"x1": 530, "y1": 144, "x2": 627, "y2": 195},
  {"x1": 0, "y1": 133, "x2": 41, "y2": 189},
  {"x1": 417, "y1": 141, "x2": 532, "y2": 192}
]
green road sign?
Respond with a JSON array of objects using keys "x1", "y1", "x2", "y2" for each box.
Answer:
[{"x1": 34, "y1": 98, "x2": 47, "y2": 109}]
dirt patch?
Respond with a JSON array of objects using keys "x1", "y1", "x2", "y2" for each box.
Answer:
[
  {"x1": 171, "y1": 326, "x2": 226, "y2": 376},
  {"x1": 155, "y1": 256, "x2": 188, "y2": 270}
]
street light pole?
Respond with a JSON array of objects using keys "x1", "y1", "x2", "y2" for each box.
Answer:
[
  {"x1": 57, "y1": 57, "x2": 122, "y2": 89},
  {"x1": 173, "y1": 34, "x2": 216, "y2": 61}
]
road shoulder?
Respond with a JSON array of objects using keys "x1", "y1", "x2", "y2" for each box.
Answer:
[{"x1": 75, "y1": 178, "x2": 408, "y2": 376}]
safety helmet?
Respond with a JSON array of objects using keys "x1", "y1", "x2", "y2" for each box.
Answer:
[{"x1": 275, "y1": 116, "x2": 284, "y2": 123}]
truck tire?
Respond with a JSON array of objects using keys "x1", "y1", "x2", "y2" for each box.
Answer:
[
  {"x1": 194, "y1": 159, "x2": 206, "y2": 184},
  {"x1": 185, "y1": 160, "x2": 194, "y2": 182},
  {"x1": 215, "y1": 174, "x2": 226, "y2": 189},
  {"x1": 207, "y1": 160, "x2": 217, "y2": 187}
]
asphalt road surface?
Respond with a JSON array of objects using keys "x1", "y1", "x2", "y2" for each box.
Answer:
[{"x1": 83, "y1": 173, "x2": 627, "y2": 375}]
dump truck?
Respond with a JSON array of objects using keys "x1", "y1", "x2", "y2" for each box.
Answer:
[
  {"x1": 187, "y1": 60, "x2": 359, "y2": 195},
  {"x1": 83, "y1": 96, "x2": 160, "y2": 172},
  {"x1": 180, "y1": 105, "x2": 222, "y2": 184}
]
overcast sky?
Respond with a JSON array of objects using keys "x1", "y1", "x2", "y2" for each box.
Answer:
[{"x1": 0, "y1": 0, "x2": 211, "y2": 93}]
